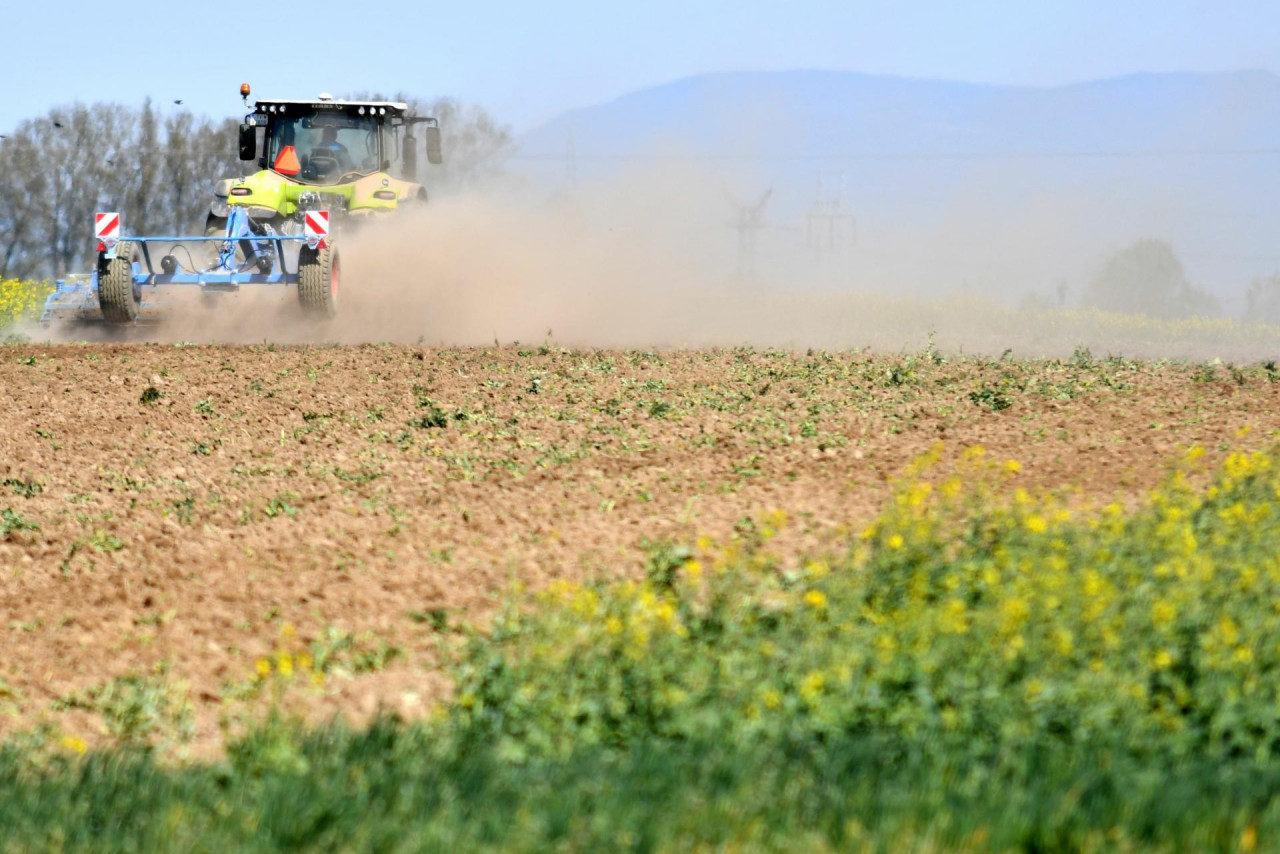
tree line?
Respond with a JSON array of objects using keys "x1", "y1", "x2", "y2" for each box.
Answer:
[
  {"x1": 0, "y1": 96, "x2": 511, "y2": 279},
  {"x1": 1077, "y1": 238, "x2": 1280, "y2": 324}
]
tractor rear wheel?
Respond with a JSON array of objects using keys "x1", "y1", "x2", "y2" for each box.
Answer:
[
  {"x1": 97, "y1": 241, "x2": 141, "y2": 323},
  {"x1": 297, "y1": 243, "x2": 339, "y2": 318}
]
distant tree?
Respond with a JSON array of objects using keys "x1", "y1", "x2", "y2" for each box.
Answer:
[
  {"x1": 347, "y1": 92, "x2": 514, "y2": 191},
  {"x1": 1244, "y1": 274, "x2": 1280, "y2": 325},
  {"x1": 1083, "y1": 239, "x2": 1220, "y2": 319},
  {"x1": 132, "y1": 97, "x2": 161, "y2": 236},
  {"x1": 0, "y1": 103, "x2": 243, "y2": 277},
  {"x1": 0, "y1": 132, "x2": 45, "y2": 279},
  {"x1": 160, "y1": 113, "x2": 240, "y2": 231},
  {"x1": 32, "y1": 103, "x2": 134, "y2": 276},
  {"x1": 421, "y1": 96, "x2": 514, "y2": 190},
  {"x1": 1017, "y1": 291, "x2": 1054, "y2": 312}
]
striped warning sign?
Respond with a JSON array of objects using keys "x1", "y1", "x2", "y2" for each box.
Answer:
[
  {"x1": 304, "y1": 210, "x2": 329, "y2": 250},
  {"x1": 95, "y1": 212, "x2": 120, "y2": 251}
]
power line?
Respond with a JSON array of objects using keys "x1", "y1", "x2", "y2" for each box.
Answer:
[
  {"x1": 511, "y1": 147, "x2": 1280, "y2": 163},
  {"x1": 726, "y1": 189, "x2": 773, "y2": 281},
  {"x1": 1182, "y1": 252, "x2": 1280, "y2": 263},
  {"x1": 808, "y1": 172, "x2": 856, "y2": 254}
]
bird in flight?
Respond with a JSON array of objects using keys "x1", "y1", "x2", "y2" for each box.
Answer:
[
  {"x1": 52, "y1": 121, "x2": 64, "y2": 128},
  {"x1": 174, "y1": 99, "x2": 184, "y2": 105}
]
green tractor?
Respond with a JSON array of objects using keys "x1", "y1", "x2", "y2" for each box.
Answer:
[
  {"x1": 212, "y1": 84, "x2": 442, "y2": 233},
  {"x1": 40, "y1": 85, "x2": 443, "y2": 327},
  {"x1": 203, "y1": 85, "x2": 443, "y2": 314}
]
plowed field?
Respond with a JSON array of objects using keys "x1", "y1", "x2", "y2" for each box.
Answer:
[{"x1": 0, "y1": 343, "x2": 1274, "y2": 753}]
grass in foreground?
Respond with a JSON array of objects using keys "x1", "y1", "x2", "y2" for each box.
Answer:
[{"x1": 5, "y1": 446, "x2": 1280, "y2": 852}]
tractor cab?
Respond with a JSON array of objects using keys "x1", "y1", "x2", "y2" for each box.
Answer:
[
  {"x1": 240, "y1": 96, "x2": 440, "y2": 186},
  {"x1": 224, "y1": 86, "x2": 442, "y2": 225},
  {"x1": 265, "y1": 107, "x2": 379, "y2": 185}
]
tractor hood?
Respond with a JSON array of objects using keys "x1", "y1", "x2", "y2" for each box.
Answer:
[{"x1": 227, "y1": 170, "x2": 421, "y2": 216}]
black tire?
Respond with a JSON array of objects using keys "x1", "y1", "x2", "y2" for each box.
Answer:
[
  {"x1": 97, "y1": 241, "x2": 140, "y2": 323},
  {"x1": 297, "y1": 243, "x2": 339, "y2": 318}
]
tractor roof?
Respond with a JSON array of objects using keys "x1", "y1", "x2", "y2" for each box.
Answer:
[{"x1": 253, "y1": 99, "x2": 409, "y2": 114}]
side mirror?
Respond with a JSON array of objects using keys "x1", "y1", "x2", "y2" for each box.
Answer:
[
  {"x1": 402, "y1": 135, "x2": 418, "y2": 180},
  {"x1": 426, "y1": 126, "x2": 443, "y2": 165},
  {"x1": 238, "y1": 123, "x2": 256, "y2": 161}
]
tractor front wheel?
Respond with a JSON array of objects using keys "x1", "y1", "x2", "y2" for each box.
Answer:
[
  {"x1": 297, "y1": 243, "x2": 339, "y2": 319},
  {"x1": 97, "y1": 241, "x2": 141, "y2": 323}
]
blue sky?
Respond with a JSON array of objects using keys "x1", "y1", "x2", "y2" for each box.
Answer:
[{"x1": 4, "y1": 0, "x2": 1277, "y2": 134}]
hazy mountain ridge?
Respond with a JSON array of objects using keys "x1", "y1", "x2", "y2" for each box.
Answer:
[{"x1": 520, "y1": 69, "x2": 1280, "y2": 158}]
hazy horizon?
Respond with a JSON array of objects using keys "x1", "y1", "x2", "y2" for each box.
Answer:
[{"x1": 3, "y1": 1, "x2": 1279, "y2": 134}]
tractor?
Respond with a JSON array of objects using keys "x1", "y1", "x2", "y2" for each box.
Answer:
[{"x1": 41, "y1": 83, "x2": 443, "y2": 326}]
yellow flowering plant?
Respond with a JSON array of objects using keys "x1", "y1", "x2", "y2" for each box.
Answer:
[
  {"x1": 451, "y1": 445, "x2": 1280, "y2": 769},
  {"x1": 0, "y1": 279, "x2": 52, "y2": 328}
]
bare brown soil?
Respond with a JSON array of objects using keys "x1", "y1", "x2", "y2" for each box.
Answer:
[{"x1": 0, "y1": 343, "x2": 1273, "y2": 754}]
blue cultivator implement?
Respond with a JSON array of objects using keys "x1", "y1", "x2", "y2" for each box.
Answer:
[{"x1": 41, "y1": 207, "x2": 338, "y2": 326}]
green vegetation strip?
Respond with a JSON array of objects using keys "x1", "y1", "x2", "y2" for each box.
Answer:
[{"x1": 5, "y1": 448, "x2": 1280, "y2": 851}]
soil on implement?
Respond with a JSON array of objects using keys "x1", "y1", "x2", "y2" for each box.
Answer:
[{"x1": 0, "y1": 343, "x2": 1272, "y2": 754}]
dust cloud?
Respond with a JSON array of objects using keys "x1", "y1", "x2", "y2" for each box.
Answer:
[
  {"x1": 30, "y1": 158, "x2": 1280, "y2": 360},
  {"x1": 40, "y1": 166, "x2": 891, "y2": 351}
]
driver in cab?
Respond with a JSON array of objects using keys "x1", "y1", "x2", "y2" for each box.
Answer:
[{"x1": 311, "y1": 127, "x2": 354, "y2": 174}]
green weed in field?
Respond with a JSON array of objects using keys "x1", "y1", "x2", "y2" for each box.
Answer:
[{"x1": 0, "y1": 508, "x2": 39, "y2": 539}]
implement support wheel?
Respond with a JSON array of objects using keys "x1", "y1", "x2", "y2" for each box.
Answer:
[
  {"x1": 97, "y1": 241, "x2": 141, "y2": 323},
  {"x1": 297, "y1": 243, "x2": 339, "y2": 319}
]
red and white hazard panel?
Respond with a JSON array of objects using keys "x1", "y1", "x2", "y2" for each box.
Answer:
[
  {"x1": 95, "y1": 212, "x2": 120, "y2": 251},
  {"x1": 304, "y1": 210, "x2": 329, "y2": 250}
]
